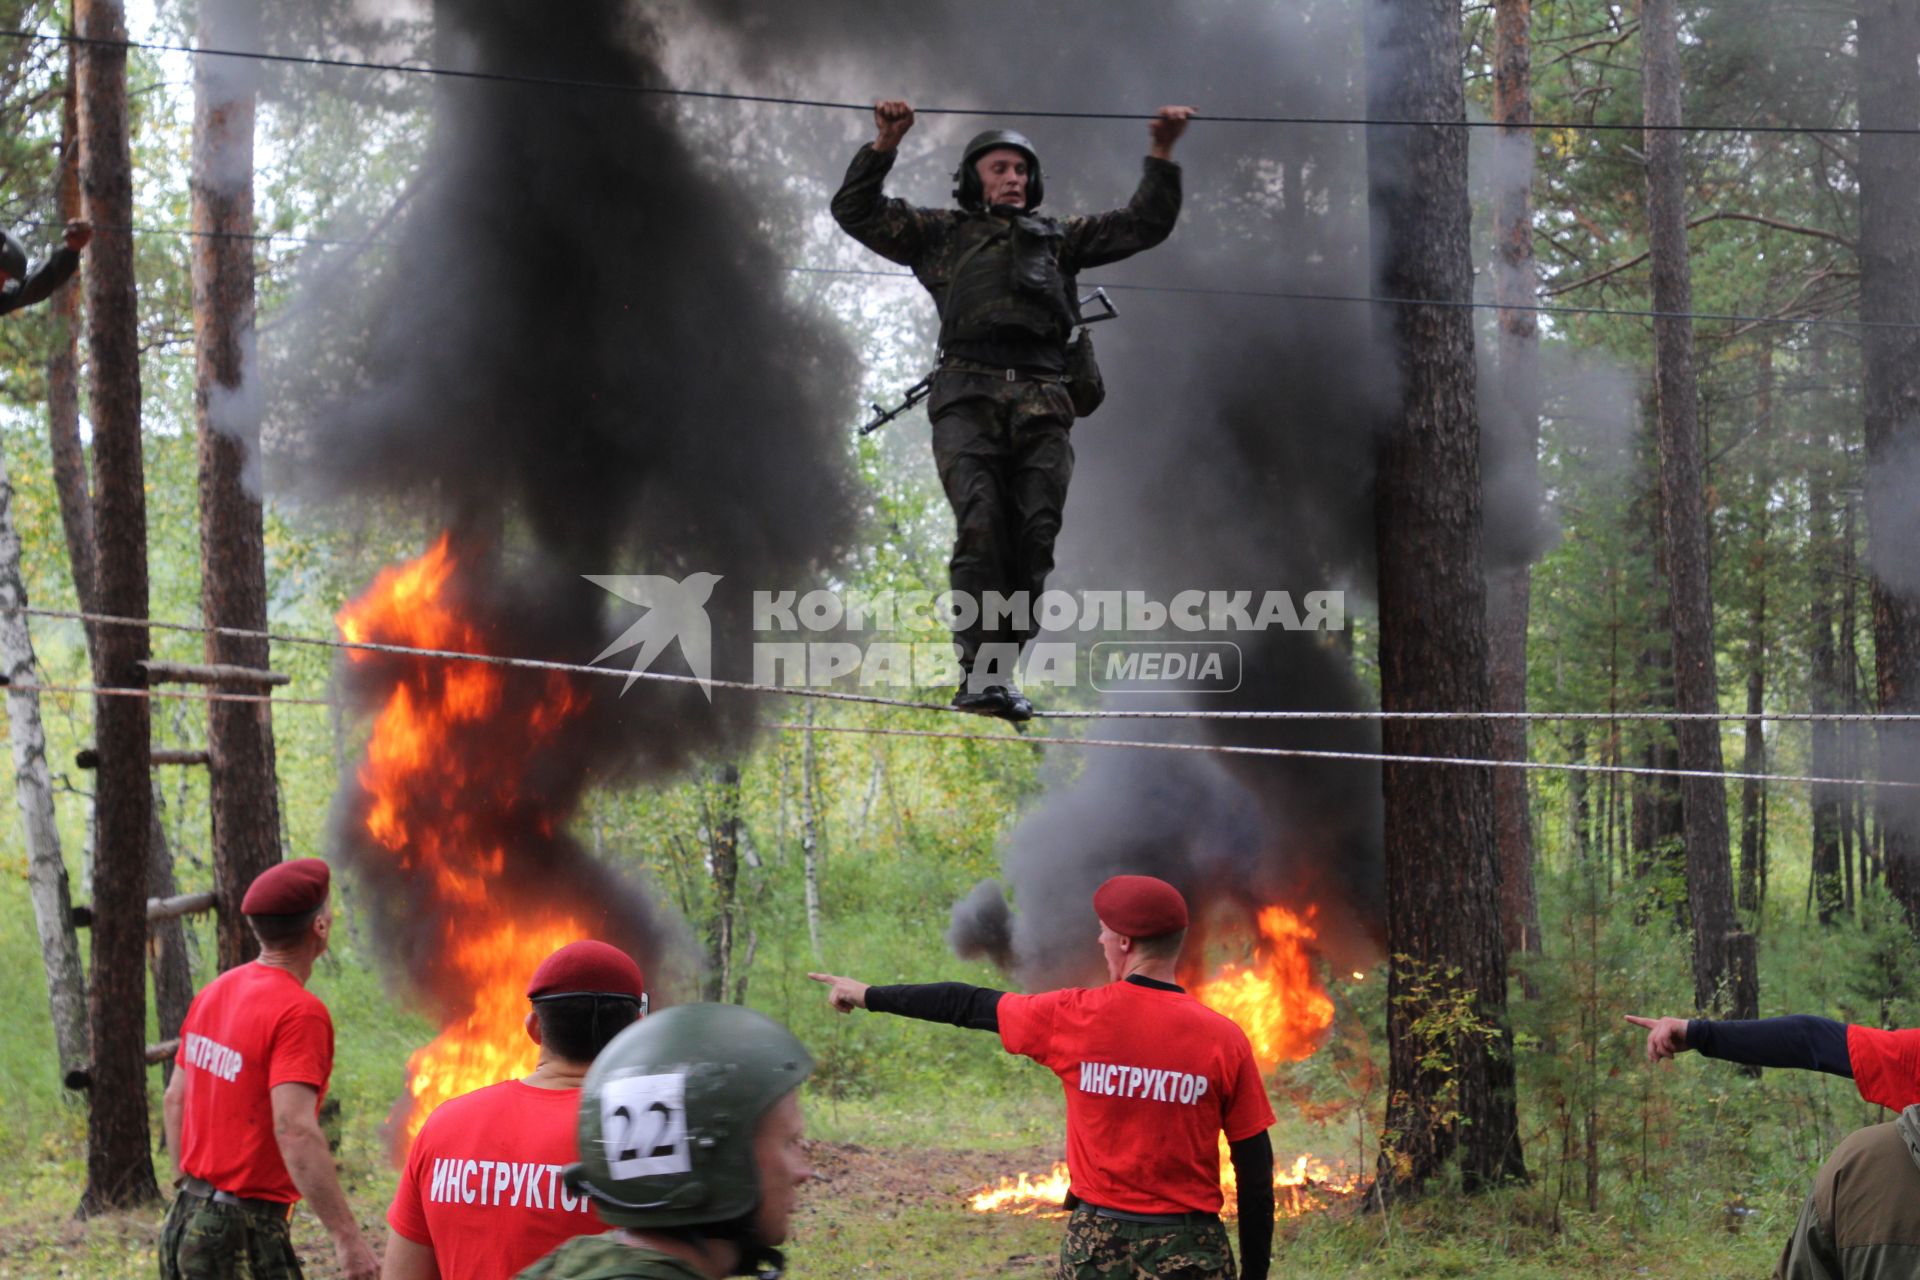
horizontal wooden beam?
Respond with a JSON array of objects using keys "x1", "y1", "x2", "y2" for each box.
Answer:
[
  {"x1": 71, "y1": 891, "x2": 219, "y2": 929},
  {"x1": 61, "y1": 1041, "x2": 178, "y2": 1091},
  {"x1": 137, "y1": 660, "x2": 290, "y2": 688},
  {"x1": 148, "y1": 892, "x2": 217, "y2": 923},
  {"x1": 75, "y1": 748, "x2": 213, "y2": 769}
]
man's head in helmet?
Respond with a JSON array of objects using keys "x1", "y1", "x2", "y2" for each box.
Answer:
[
  {"x1": 569, "y1": 1003, "x2": 814, "y2": 1278},
  {"x1": 954, "y1": 130, "x2": 1045, "y2": 213}
]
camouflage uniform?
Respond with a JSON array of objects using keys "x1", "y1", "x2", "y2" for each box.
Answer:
[
  {"x1": 1775, "y1": 1103, "x2": 1920, "y2": 1279},
  {"x1": 831, "y1": 145, "x2": 1181, "y2": 677},
  {"x1": 1059, "y1": 1205, "x2": 1237, "y2": 1280},
  {"x1": 515, "y1": 1234, "x2": 706, "y2": 1280},
  {"x1": 157, "y1": 1191, "x2": 302, "y2": 1280}
]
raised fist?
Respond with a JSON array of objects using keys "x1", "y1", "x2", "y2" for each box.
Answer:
[{"x1": 873, "y1": 100, "x2": 916, "y2": 153}]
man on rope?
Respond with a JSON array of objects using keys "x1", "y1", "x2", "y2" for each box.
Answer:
[
  {"x1": 383, "y1": 940, "x2": 647, "y2": 1280},
  {"x1": 810, "y1": 875, "x2": 1275, "y2": 1280},
  {"x1": 1627, "y1": 1010, "x2": 1920, "y2": 1111},
  {"x1": 0, "y1": 220, "x2": 90, "y2": 316},
  {"x1": 831, "y1": 101, "x2": 1195, "y2": 722},
  {"x1": 160, "y1": 859, "x2": 380, "y2": 1280}
]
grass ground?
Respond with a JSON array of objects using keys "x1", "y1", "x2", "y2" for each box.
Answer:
[{"x1": 0, "y1": 830, "x2": 1861, "y2": 1278}]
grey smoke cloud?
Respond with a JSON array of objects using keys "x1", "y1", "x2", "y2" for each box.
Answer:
[{"x1": 667, "y1": 0, "x2": 1417, "y2": 987}]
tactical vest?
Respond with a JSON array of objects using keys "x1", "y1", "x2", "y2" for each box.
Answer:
[{"x1": 937, "y1": 213, "x2": 1075, "y2": 350}]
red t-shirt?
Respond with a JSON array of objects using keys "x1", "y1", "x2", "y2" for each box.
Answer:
[
  {"x1": 175, "y1": 961, "x2": 334, "y2": 1202},
  {"x1": 388, "y1": 1080, "x2": 602, "y2": 1280},
  {"x1": 997, "y1": 979, "x2": 1276, "y2": 1215},
  {"x1": 1848, "y1": 1025, "x2": 1920, "y2": 1111}
]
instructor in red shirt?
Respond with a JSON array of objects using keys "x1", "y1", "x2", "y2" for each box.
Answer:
[
  {"x1": 382, "y1": 940, "x2": 647, "y2": 1280},
  {"x1": 160, "y1": 858, "x2": 378, "y2": 1280},
  {"x1": 811, "y1": 875, "x2": 1277, "y2": 1280}
]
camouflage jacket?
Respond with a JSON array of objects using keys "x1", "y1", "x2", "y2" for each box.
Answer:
[
  {"x1": 1775, "y1": 1104, "x2": 1920, "y2": 1280},
  {"x1": 515, "y1": 1234, "x2": 705, "y2": 1280},
  {"x1": 830, "y1": 144, "x2": 1181, "y2": 356}
]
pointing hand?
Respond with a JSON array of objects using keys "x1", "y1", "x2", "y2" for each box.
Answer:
[
  {"x1": 1624, "y1": 1014, "x2": 1691, "y2": 1064},
  {"x1": 808, "y1": 972, "x2": 871, "y2": 1014}
]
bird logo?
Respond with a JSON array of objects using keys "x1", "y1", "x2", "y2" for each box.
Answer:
[{"x1": 585, "y1": 572, "x2": 723, "y2": 698}]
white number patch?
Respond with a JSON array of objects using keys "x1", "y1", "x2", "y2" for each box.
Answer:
[{"x1": 600, "y1": 1072, "x2": 692, "y2": 1179}]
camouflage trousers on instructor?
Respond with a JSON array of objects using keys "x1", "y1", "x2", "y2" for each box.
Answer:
[
  {"x1": 158, "y1": 1187, "x2": 302, "y2": 1280},
  {"x1": 1058, "y1": 1204, "x2": 1236, "y2": 1280}
]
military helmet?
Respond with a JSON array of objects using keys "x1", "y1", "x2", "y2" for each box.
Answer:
[
  {"x1": 568, "y1": 1003, "x2": 813, "y2": 1231},
  {"x1": 954, "y1": 129, "x2": 1044, "y2": 211},
  {"x1": 0, "y1": 230, "x2": 26, "y2": 287}
]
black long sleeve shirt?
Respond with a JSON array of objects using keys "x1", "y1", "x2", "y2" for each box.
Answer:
[{"x1": 865, "y1": 975, "x2": 1275, "y2": 1280}]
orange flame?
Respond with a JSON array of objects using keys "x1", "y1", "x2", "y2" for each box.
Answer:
[
  {"x1": 337, "y1": 535, "x2": 593, "y2": 1146},
  {"x1": 1195, "y1": 905, "x2": 1335, "y2": 1070},
  {"x1": 965, "y1": 1141, "x2": 1360, "y2": 1218}
]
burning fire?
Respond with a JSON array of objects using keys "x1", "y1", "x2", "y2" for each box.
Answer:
[
  {"x1": 966, "y1": 1141, "x2": 1358, "y2": 1218},
  {"x1": 338, "y1": 535, "x2": 594, "y2": 1146},
  {"x1": 1195, "y1": 905, "x2": 1336, "y2": 1070},
  {"x1": 970, "y1": 903, "x2": 1352, "y2": 1217}
]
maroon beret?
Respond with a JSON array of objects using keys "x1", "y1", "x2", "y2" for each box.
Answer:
[
  {"x1": 527, "y1": 940, "x2": 646, "y2": 1001},
  {"x1": 1093, "y1": 875, "x2": 1189, "y2": 939},
  {"x1": 240, "y1": 858, "x2": 331, "y2": 916}
]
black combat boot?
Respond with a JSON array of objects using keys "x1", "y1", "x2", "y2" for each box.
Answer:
[{"x1": 951, "y1": 680, "x2": 1034, "y2": 723}]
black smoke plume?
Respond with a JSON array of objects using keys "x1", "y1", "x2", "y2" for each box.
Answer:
[{"x1": 281, "y1": 0, "x2": 860, "y2": 993}]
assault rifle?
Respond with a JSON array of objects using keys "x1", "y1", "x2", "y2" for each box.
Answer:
[{"x1": 860, "y1": 288, "x2": 1118, "y2": 436}]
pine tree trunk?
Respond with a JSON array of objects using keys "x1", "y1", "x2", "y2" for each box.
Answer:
[
  {"x1": 0, "y1": 447, "x2": 90, "y2": 1078},
  {"x1": 1488, "y1": 0, "x2": 1541, "y2": 958},
  {"x1": 702, "y1": 763, "x2": 741, "y2": 1003},
  {"x1": 1809, "y1": 442, "x2": 1846, "y2": 923},
  {"x1": 801, "y1": 708, "x2": 822, "y2": 962},
  {"x1": 1856, "y1": 0, "x2": 1920, "y2": 922},
  {"x1": 48, "y1": 63, "x2": 97, "y2": 651},
  {"x1": 1643, "y1": 0, "x2": 1738, "y2": 1011},
  {"x1": 1737, "y1": 346, "x2": 1771, "y2": 915},
  {"x1": 76, "y1": 0, "x2": 159, "y2": 1214},
  {"x1": 193, "y1": 0, "x2": 281, "y2": 973},
  {"x1": 1365, "y1": 0, "x2": 1524, "y2": 1194}
]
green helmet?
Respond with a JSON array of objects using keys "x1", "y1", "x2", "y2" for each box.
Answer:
[
  {"x1": 569, "y1": 1003, "x2": 813, "y2": 1232},
  {"x1": 954, "y1": 129, "x2": 1044, "y2": 211}
]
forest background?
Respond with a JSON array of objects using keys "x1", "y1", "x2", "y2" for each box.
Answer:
[{"x1": 1, "y1": 0, "x2": 1916, "y2": 1276}]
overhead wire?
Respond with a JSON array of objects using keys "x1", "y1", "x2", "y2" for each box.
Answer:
[{"x1": 0, "y1": 25, "x2": 1912, "y2": 139}]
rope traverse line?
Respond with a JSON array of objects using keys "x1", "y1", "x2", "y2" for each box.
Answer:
[
  {"x1": 766, "y1": 721, "x2": 1920, "y2": 792},
  {"x1": 3, "y1": 672, "x2": 1907, "y2": 792},
  {"x1": 5, "y1": 223, "x2": 1894, "y2": 332},
  {"x1": 15, "y1": 605, "x2": 1920, "y2": 724},
  {"x1": 0, "y1": 26, "x2": 1910, "y2": 140},
  {"x1": 798, "y1": 266, "x2": 1910, "y2": 334}
]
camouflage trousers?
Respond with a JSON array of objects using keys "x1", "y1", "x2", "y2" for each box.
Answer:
[
  {"x1": 158, "y1": 1188, "x2": 303, "y2": 1280},
  {"x1": 1057, "y1": 1205, "x2": 1236, "y2": 1280},
  {"x1": 928, "y1": 366, "x2": 1076, "y2": 675}
]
